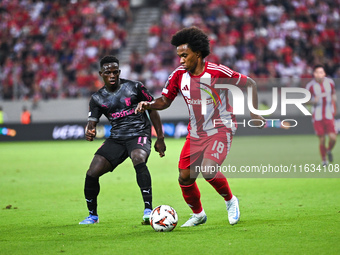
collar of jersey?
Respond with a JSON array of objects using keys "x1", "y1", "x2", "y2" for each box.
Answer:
[{"x1": 188, "y1": 61, "x2": 208, "y2": 78}]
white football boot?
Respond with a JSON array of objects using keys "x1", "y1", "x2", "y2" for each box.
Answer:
[
  {"x1": 226, "y1": 195, "x2": 240, "y2": 225},
  {"x1": 181, "y1": 210, "x2": 207, "y2": 227}
]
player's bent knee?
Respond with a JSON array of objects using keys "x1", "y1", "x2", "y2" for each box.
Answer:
[
  {"x1": 178, "y1": 176, "x2": 188, "y2": 185},
  {"x1": 201, "y1": 171, "x2": 216, "y2": 181},
  {"x1": 131, "y1": 156, "x2": 146, "y2": 166},
  {"x1": 87, "y1": 155, "x2": 112, "y2": 178},
  {"x1": 318, "y1": 136, "x2": 325, "y2": 144},
  {"x1": 329, "y1": 133, "x2": 337, "y2": 142},
  {"x1": 178, "y1": 169, "x2": 194, "y2": 185},
  {"x1": 86, "y1": 169, "x2": 103, "y2": 178},
  {"x1": 178, "y1": 177, "x2": 195, "y2": 186},
  {"x1": 131, "y1": 149, "x2": 148, "y2": 166}
]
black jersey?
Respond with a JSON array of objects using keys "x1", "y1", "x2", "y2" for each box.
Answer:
[{"x1": 88, "y1": 78, "x2": 154, "y2": 139}]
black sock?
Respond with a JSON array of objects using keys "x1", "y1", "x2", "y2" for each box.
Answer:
[
  {"x1": 134, "y1": 163, "x2": 152, "y2": 210},
  {"x1": 84, "y1": 174, "x2": 100, "y2": 216}
]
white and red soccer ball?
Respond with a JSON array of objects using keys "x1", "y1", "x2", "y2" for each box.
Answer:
[{"x1": 150, "y1": 205, "x2": 178, "y2": 232}]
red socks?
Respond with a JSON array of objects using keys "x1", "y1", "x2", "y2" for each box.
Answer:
[
  {"x1": 319, "y1": 144, "x2": 327, "y2": 161},
  {"x1": 206, "y1": 171, "x2": 233, "y2": 201},
  {"x1": 180, "y1": 172, "x2": 233, "y2": 214},
  {"x1": 180, "y1": 182, "x2": 203, "y2": 214}
]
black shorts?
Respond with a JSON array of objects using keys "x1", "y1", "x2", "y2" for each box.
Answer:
[{"x1": 95, "y1": 135, "x2": 151, "y2": 169}]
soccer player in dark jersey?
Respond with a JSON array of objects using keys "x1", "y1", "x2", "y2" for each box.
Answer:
[
  {"x1": 79, "y1": 55, "x2": 166, "y2": 225},
  {"x1": 136, "y1": 27, "x2": 264, "y2": 227}
]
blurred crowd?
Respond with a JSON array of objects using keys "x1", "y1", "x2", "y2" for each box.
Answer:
[
  {"x1": 0, "y1": 0, "x2": 131, "y2": 100},
  {"x1": 136, "y1": 0, "x2": 340, "y2": 95},
  {"x1": 1, "y1": 0, "x2": 340, "y2": 100}
]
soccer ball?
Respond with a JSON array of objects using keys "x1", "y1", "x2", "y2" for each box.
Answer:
[{"x1": 150, "y1": 205, "x2": 178, "y2": 232}]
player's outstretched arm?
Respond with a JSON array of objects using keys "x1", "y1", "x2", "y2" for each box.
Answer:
[
  {"x1": 135, "y1": 95, "x2": 172, "y2": 114},
  {"x1": 85, "y1": 121, "x2": 97, "y2": 141},
  {"x1": 148, "y1": 110, "x2": 166, "y2": 157},
  {"x1": 246, "y1": 77, "x2": 265, "y2": 129}
]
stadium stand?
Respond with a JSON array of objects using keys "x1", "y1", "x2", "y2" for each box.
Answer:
[
  {"x1": 141, "y1": 0, "x2": 340, "y2": 94},
  {"x1": 0, "y1": 0, "x2": 131, "y2": 100}
]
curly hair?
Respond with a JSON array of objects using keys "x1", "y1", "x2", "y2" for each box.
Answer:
[
  {"x1": 100, "y1": 55, "x2": 119, "y2": 68},
  {"x1": 313, "y1": 64, "x2": 325, "y2": 71},
  {"x1": 170, "y1": 26, "x2": 210, "y2": 59}
]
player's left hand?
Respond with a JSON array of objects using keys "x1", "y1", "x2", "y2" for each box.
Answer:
[
  {"x1": 250, "y1": 114, "x2": 266, "y2": 129},
  {"x1": 154, "y1": 137, "x2": 166, "y2": 157}
]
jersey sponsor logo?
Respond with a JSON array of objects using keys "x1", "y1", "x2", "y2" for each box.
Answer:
[
  {"x1": 125, "y1": 97, "x2": 131, "y2": 106},
  {"x1": 111, "y1": 109, "x2": 135, "y2": 119},
  {"x1": 183, "y1": 96, "x2": 214, "y2": 105}
]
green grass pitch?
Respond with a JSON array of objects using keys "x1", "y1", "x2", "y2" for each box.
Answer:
[{"x1": 1, "y1": 135, "x2": 339, "y2": 254}]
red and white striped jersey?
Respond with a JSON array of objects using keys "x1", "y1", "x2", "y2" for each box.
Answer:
[
  {"x1": 162, "y1": 61, "x2": 247, "y2": 138},
  {"x1": 306, "y1": 77, "x2": 336, "y2": 121}
]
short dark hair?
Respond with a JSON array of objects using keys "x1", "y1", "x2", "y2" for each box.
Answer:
[
  {"x1": 313, "y1": 64, "x2": 324, "y2": 71},
  {"x1": 171, "y1": 26, "x2": 210, "y2": 59},
  {"x1": 100, "y1": 55, "x2": 119, "y2": 68}
]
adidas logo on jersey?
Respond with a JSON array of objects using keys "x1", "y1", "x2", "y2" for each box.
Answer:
[
  {"x1": 211, "y1": 152, "x2": 219, "y2": 159},
  {"x1": 182, "y1": 85, "x2": 189, "y2": 91}
]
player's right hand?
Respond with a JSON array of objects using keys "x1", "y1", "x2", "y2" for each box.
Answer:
[
  {"x1": 85, "y1": 127, "x2": 96, "y2": 141},
  {"x1": 135, "y1": 101, "x2": 150, "y2": 114}
]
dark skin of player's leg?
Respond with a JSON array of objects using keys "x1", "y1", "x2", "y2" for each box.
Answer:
[
  {"x1": 200, "y1": 158, "x2": 220, "y2": 181},
  {"x1": 87, "y1": 155, "x2": 113, "y2": 178},
  {"x1": 86, "y1": 149, "x2": 148, "y2": 178},
  {"x1": 178, "y1": 158, "x2": 219, "y2": 185},
  {"x1": 178, "y1": 168, "x2": 199, "y2": 186},
  {"x1": 130, "y1": 149, "x2": 148, "y2": 166}
]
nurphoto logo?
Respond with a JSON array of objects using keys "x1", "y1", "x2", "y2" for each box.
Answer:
[{"x1": 199, "y1": 82, "x2": 312, "y2": 128}]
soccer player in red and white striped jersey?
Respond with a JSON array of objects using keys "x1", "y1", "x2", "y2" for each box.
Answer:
[
  {"x1": 136, "y1": 27, "x2": 264, "y2": 227},
  {"x1": 306, "y1": 65, "x2": 337, "y2": 166}
]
